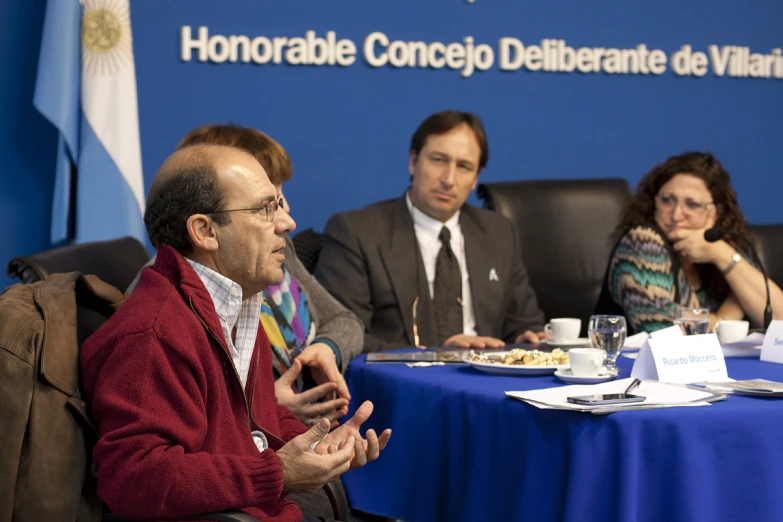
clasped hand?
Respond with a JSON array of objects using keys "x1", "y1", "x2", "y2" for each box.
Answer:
[
  {"x1": 442, "y1": 330, "x2": 550, "y2": 349},
  {"x1": 274, "y1": 343, "x2": 350, "y2": 428}
]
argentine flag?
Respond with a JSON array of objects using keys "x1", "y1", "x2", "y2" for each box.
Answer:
[{"x1": 33, "y1": 0, "x2": 146, "y2": 245}]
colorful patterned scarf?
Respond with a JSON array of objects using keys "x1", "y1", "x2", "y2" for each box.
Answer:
[{"x1": 260, "y1": 265, "x2": 315, "y2": 383}]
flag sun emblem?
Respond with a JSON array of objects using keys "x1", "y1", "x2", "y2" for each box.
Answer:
[{"x1": 81, "y1": 0, "x2": 133, "y2": 74}]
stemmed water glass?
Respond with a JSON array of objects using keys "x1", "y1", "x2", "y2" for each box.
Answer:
[
  {"x1": 674, "y1": 306, "x2": 710, "y2": 335},
  {"x1": 587, "y1": 315, "x2": 627, "y2": 373}
]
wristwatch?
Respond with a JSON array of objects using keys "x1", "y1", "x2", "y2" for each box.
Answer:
[{"x1": 722, "y1": 252, "x2": 742, "y2": 275}]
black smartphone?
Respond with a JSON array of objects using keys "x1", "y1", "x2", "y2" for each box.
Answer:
[{"x1": 566, "y1": 393, "x2": 645, "y2": 405}]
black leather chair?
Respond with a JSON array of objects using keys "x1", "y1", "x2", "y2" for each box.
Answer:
[
  {"x1": 477, "y1": 178, "x2": 632, "y2": 335},
  {"x1": 7, "y1": 236, "x2": 150, "y2": 292},
  {"x1": 292, "y1": 228, "x2": 323, "y2": 274},
  {"x1": 749, "y1": 224, "x2": 783, "y2": 289}
]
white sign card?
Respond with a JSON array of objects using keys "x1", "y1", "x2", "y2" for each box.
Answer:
[
  {"x1": 760, "y1": 320, "x2": 783, "y2": 364},
  {"x1": 631, "y1": 327, "x2": 728, "y2": 383},
  {"x1": 631, "y1": 326, "x2": 680, "y2": 380},
  {"x1": 650, "y1": 325, "x2": 685, "y2": 340}
]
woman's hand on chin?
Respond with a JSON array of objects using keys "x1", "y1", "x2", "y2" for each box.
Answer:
[{"x1": 669, "y1": 226, "x2": 732, "y2": 266}]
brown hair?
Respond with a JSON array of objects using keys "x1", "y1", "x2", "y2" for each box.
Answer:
[
  {"x1": 613, "y1": 152, "x2": 748, "y2": 243},
  {"x1": 613, "y1": 151, "x2": 750, "y2": 303},
  {"x1": 409, "y1": 110, "x2": 489, "y2": 171},
  {"x1": 177, "y1": 124, "x2": 292, "y2": 186}
]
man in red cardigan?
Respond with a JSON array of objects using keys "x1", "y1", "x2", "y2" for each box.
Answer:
[{"x1": 81, "y1": 144, "x2": 391, "y2": 521}]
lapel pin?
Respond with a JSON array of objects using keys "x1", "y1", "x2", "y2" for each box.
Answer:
[{"x1": 489, "y1": 268, "x2": 499, "y2": 282}]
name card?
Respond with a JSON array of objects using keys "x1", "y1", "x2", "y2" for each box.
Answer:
[
  {"x1": 631, "y1": 329, "x2": 728, "y2": 383},
  {"x1": 650, "y1": 325, "x2": 684, "y2": 341},
  {"x1": 760, "y1": 320, "x2": 783, "y2": 364}
]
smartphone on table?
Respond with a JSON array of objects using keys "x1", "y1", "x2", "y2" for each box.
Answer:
[{"x1": 566, "y1": 393, "x2": 645, "y2": 406}]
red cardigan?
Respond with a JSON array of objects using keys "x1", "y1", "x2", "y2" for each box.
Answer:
[{"x1": 81, "y1": 244, "x2": 308, "y2": 520}]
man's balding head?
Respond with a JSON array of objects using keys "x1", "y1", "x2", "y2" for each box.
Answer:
[{"x1": 144, "y1": 144, "x2": 260, "y2": 253}]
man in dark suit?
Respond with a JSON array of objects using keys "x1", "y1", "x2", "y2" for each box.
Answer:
[{"x1": 315, "y1": 110, "x2": 547, "y2": 352}]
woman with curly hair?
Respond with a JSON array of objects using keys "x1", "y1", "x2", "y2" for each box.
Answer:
[{"x1": 596, "y1": 151, "x2": 783, "y2": 334}]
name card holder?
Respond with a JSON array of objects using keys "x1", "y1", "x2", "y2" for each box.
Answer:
[
  {"x1": 760, "y1": 320, "x2": 783, "y2": 364},
  {"x1": 632, "y1": 328, "x2": 728, "y2": 384}
]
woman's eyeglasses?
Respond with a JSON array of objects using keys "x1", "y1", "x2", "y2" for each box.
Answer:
[
  {"x1": 655, "y1": 194, "x2": 714, "y2": 216},
  {"x1": 201, "y1": 197, "x2": 285, "y2": 223}
]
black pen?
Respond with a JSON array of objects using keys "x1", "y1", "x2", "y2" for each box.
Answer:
[{"x1": 625, "y1": 378, "x2": 641, "y2": 395}]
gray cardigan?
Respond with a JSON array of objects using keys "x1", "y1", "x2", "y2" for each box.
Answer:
[{"x1": 126, "y1": 235, "x2": 363, "y2": 372}]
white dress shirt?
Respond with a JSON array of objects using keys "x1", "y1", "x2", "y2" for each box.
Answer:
[
  {"x1": 186, "y1": 259, "x2": 268, "y2": 452},
  {"x1": 406, "y1": 193, "x2": 477, "y2": 336}
]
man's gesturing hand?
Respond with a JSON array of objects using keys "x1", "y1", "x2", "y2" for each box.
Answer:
[
  {"x1": 277, "y1": 418, "x2": 355, "y2": 493},
  {"x1": 314, "y1": 401, "x2": 392, "y2": 470}
]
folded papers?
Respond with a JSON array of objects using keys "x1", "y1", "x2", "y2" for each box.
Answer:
[
  {"x1": 506, "y1": 378, "x2": 725, "y2": 414},
  {"x1": 720, "y1": 332, "x2": 765, "y2": 358},
  {"x1": 696, "y1": 378, "x2": 783, "y2": 397},
  {"x1": 366, "y1": 351, "x2": 463, "y2": 363}
]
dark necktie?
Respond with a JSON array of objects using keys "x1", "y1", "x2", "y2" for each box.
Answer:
[{"x1": 433, "y1": 226, "x2": 463, "y2": 344}]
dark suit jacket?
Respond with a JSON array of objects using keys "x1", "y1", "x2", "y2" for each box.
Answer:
[{"x1": 315, "y1": 196, "x2": 545, "y2": 352}]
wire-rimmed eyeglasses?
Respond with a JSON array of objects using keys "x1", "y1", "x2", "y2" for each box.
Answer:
[
  {"x1": 655, "y1": 194, "x2": 714, "y2": 216},
  {"x1": 201, "y1": 197, "x2": 285, "y2": 223}
]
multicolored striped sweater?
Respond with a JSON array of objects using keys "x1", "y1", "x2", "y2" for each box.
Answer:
[{"x1": 606, "y1": 224, "x2": 712, "y2": 334}]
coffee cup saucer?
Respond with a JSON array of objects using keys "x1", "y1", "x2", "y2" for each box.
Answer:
[
  {"x1": 554, "y1": 368, "x2": 617, "y2": 385},
  {"x1": 540, "y1": 337, "x2": 591, "y2": 348}
]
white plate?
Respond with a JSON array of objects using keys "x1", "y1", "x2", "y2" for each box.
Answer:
[
  {"x1": 540, "y1": 337, "x2": 591, "y2": 348},
  {"x1": 554, "y1": 368, "x2": 617, "y2": 384},
  {"x1": 462, "y1": 351, "x2": 567, "y2": 376}
]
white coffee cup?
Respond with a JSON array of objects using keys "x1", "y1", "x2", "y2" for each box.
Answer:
[
  {"x1": 544, "y1": 318, "x2": 582, "y2": 343},
  {"x1": 568, "y1": 348, "x2": 605, "y2": 377},
  {"x1": 716, "y1": 320, "x2": 750, "y2": 344}
]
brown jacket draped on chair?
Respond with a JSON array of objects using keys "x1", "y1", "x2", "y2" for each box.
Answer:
[{"x1": 0, "y1": 273, "x2": 124, "y2": 522}]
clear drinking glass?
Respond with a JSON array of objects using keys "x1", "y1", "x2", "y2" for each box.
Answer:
[
  {"x1": 587, "y1": 315, "x2": 627, "y2": 372},
  {"x1": 674, "y1": 307, "x2": 710, "y2": 335}
]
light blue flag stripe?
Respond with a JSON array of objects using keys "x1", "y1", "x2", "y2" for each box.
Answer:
[
  {"x1": 50, "y1": 137, "x2": 73, "y2": 244},
  {"x1": 77, "y1": 114, "x2": 146, "y2": 244},
  {"x1": 34, "y1": 0, "x2": 148, "y2": 247},
  {"x1": 32, "y1": 0, "x2": 81, "y2": 244}
]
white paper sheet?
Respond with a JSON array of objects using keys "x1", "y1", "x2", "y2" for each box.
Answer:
[
  {"x1": 721, "y1": 332, "x2": 765, "y2": 358},
  {"x1": 505, "y1": 378, "x2": 716, "y2": 413},
  {"x1": 623, "y1": 332, "x2": 650, "y2": 350}
]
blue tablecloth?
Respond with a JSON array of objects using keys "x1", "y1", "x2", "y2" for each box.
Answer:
[{"x1": 343, "y1": 352, "x2": 783, "y2": 522}]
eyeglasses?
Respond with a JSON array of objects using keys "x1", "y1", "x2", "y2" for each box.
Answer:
[
  {"x1": 202, "y1": 197, "x2": 285, "y2": 223},
  {"x1": 655, "y1": 194, "x2": 714, "y2": 216}
]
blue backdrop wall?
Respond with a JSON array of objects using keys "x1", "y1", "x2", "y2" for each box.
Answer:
[
  {"x1": 2, "y1": 0, "x2": 782, "y2": 289},
  {"x1": 0, "y1": 0, "x2": 57, "y2": 289}
]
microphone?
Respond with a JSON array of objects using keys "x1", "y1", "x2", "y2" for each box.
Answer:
[
  {"x1": 703, "y1": 227, "x2": 723, "y2": 243},
  {"x1": 704, "y1": 227, "x2": 772, "y2": 329}
]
